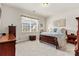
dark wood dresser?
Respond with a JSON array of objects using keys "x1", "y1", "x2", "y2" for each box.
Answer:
[
  {"x1": 9, "y1": 26, "x2": 16, "y2": 37},
  {"x1": 0, "y1": 34, "x2": 16, "y2": 56}
]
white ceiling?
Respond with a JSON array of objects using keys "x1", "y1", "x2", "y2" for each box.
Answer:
[{"x1": 4, "y1": 3, "x2": 79, "y2": 17}]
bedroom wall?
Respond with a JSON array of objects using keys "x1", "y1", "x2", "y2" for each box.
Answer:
[
  {"x1": 46, "y1": 16, "x2": 66, "y2": 32},
  {"x1": 46, "y1": 9, "x2": 79, "y2": 35},
  {"x1": 0, "y1": 4, "x2": 46, "y2": 42}
]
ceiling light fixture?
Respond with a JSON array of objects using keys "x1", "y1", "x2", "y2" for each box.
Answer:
[{"x1": 42, "y1": 3, "x2": 49, "y2": 7}]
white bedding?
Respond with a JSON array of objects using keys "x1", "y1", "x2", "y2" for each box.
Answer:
[{"x1": 41, "y1": 32, "x2": 67, "y2": 51}]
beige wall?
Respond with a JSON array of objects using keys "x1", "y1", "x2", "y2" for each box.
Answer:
[
  {"x1": 53, "y1": 19, "x2": 66, "y2": 27},
  {"x1": 0, "y1": 4, "x2": 46, "y2": 42},
  {"x1": 46, "y1": 16, "x2": 66, "y2": 31}
]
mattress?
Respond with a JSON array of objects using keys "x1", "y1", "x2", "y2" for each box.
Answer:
[{"x1": 41, "y1": 32, "x2": 63, "y2": 37}]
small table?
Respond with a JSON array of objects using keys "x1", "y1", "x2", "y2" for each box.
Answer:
[{"x1": 29, "y1": 35, "x2": 36, "y2": 41}]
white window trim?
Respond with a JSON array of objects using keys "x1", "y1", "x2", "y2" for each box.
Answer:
[{"x1": 21, "y1": 16, "x2": 39, "y2": 32}]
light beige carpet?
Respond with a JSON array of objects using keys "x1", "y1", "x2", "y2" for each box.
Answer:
[{"x1": 16, "y1": 40, "x2": 74, "y2": 56}]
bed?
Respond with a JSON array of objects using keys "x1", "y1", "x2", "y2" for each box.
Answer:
[
  {"x1": 39, "y1": 27, "x2": 67, "y2": 50},
  {"x1": 40, "y1": 35, "x2": 59, "y2": 49}
]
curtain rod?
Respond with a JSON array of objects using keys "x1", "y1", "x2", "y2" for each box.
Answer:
[{"x1": 20, "y1": 15, "x2": 40, "y2": 20}]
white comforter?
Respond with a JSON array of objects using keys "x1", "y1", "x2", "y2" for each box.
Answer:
[{"x1": 41, "y1": 32, "x2": 67, "y2": 50}]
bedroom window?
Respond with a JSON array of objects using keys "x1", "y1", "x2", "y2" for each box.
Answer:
[{"x1": 21, "y1": 16, "x2": 39, "y2": 32}]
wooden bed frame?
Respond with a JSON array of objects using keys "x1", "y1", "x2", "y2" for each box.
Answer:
[{"x1": 39, "y1": 35, "x2": 59, "y2": 49}]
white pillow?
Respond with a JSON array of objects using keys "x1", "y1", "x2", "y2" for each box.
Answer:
[{"x1": 60, "y1": 28, "x2": 66, "y2": 33}]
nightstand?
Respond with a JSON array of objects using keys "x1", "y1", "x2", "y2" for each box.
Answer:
[
  {"x1": 67, "y1": 34, "x2": 77, "y2": 44},
  {"x1": 29, "y1": 35, "x2": 36, "y2": 41}
]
